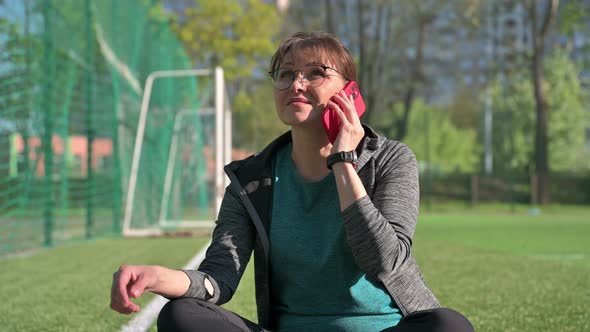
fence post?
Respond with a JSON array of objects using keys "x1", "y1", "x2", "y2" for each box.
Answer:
[
  {"x1": 110, "y1": 0, "x2": 123, "y2": 234},
  {"x1": 85, "y1": 0, "x2": 95, "y2": 239},
  {"x1": 20, "y1": 0, "x2": 33, "y2": 211},
  {"x1": 42, "y1": 0, "x2": 55, "y2": 247},
  {"x1": 471, "y1": 175, "x2": 479, "y2": 207}
]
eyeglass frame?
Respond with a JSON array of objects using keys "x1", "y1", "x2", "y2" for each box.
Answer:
[{"x1": 268, "y1": 64, "x2": 349, "y2": 90}]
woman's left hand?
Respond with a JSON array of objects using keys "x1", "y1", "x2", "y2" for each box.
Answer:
[{"x1": 327, "y1": 90, "x2": 365, "y2": 154}]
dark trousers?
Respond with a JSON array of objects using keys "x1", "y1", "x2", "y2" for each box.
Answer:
[{"x1": 158, "y1": 298, "x2": 474, "y2": 332}]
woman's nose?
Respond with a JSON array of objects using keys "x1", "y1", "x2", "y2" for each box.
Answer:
[{"x1": 291, "y1": 73, "x2": 306, "y2": 92}]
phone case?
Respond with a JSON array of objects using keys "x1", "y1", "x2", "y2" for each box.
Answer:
[{"x1": 322, "y1": 81, "x2": 366, "y2": 144}]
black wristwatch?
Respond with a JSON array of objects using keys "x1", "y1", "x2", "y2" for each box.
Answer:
[{"x1": 327, "y1": 150, "x2": 358, "y2": 170}]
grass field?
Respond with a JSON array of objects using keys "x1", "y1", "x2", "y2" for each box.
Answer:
[
  {"x1": 0, "y1": 236, "x2": 210, "y2": 332},
  {"x1": 1, "y1": 204, "x2": 588, "y2": 331},
  {"x1": 414, "y1": 208, "x2": 589, "y2": 332}
]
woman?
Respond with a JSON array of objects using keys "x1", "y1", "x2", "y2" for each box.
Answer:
[{"x1": 110, "y1": 32, "x2": 474, "y2": 332}]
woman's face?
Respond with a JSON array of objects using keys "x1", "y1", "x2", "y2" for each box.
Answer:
[{"x1": 273, "y1": 49, "x2": 347, "y2": 128}]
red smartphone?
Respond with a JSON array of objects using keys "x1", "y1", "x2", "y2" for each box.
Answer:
[{"x1": 322, "y1": 81, "x2": 366, "y2": 144}]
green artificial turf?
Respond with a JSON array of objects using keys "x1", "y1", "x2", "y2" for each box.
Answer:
[
  {"x1": 1, "y1": 205, "x2": 588, "y2": 331},
  {"x1": 415, "y1": 212, "x2": 590, "y2": 332},
  {"x1": 224, "y1": 208, "x2": 590, "y2": 332},
  {"x1": 0, "y1": 236, "x2": 209, "y2": 331}
]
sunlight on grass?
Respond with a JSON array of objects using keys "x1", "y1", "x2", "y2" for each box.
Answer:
[
  {"x1": 0, "y1": 236, "x2": 210, "y2": 332},
  {"x1": 414, "y1": 211, "x2": 590, "y2": 332},
  {"x1": 2, "y1": 206, "x2": 589, "y2": 332}
]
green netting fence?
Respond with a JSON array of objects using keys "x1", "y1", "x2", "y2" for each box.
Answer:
[{"x1": 0, "y1": 0, "x2": 215, "y2": 256}]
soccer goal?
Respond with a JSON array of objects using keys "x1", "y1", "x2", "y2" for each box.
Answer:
[{"x1": 122, "y1": 68, "x2": 231, "y2": 237}]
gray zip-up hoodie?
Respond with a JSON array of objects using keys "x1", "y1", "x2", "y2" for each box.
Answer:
[{"x1": 181, "y1": 125, "x2": 440, "y2": 330}]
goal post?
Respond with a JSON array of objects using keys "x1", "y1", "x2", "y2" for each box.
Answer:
[{"x1": 122, "y1": 67, "x2": 231, "y2": 237}]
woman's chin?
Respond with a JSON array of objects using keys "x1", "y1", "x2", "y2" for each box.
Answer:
[
  {"x1": 284, "y1": 118, "x2": 325, "y2": 131},
  {"x1": 278, "y1": 113, "x2": 309, "y2": 126}
]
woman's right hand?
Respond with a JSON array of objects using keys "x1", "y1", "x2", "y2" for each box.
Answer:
[
  {"x1": 110, "y1": 265, "x2": 158, "y2": 314},
  {"x1": 110, "y1": 265, "x2": 191, "y2": 314}
]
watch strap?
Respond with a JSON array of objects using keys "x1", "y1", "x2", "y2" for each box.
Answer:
[{"x1": 327, "y1": 150, "x2": 358, "y2": 170}]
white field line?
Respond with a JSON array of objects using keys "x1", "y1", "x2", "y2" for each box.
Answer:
[{"x1": 120, "y1": 240, "x2": 211, "y2": 332}]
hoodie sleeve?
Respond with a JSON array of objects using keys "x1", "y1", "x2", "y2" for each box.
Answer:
[{"x1": 340, "y1": 141, "x2": 419, "y2": 279}]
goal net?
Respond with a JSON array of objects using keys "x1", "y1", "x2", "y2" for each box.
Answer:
[{"x1": 122, "y1": 68, "x2": 231, "y2": 237}]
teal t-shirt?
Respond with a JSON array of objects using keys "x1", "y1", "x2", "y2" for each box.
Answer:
[{"x1": 270, "y1": 143, "x2": 402, "y2": 332}]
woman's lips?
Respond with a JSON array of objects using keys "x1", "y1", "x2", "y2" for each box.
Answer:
[{"x1": 288, "y1": 97, "x2": 310, "y2": 105}]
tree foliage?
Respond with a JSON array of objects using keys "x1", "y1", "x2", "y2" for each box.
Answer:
[
  {"x1": 167, "y1": 0, "x2": 590, "y2": 167},
  {"x1": 489, "y1": 49, "x2": 588, "y2": 175},
  {"x1": 172, "y1": 0, "x2": 279, "y2": 81},
  {"x1": 374, "y1": 100, "x2": 480, "y2": 174},
  {"x1": 232, "y1": 84, "x2": 289, "y2": 151},
  {"x1": 447, "y1": 86, "x2": 481, "y2": 131},
  {"x1": 544, "y1": 49, "x2": 589, "y2": 173},
  {"x1": 558, "y1": 0, "x2": 590, "y2": 36},
  {"x1": 276, "y1": 0, "x2": 484, "y2": 140},
  {"x1": 171, "y1": 0, "x2": 285, "y2": 151}
]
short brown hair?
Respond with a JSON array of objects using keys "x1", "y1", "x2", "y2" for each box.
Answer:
[{"x1": 270, "y1": 32, "x2": 357, "y2": 82}]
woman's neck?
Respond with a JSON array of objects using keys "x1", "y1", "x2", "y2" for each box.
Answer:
[{"x1": 290, "y1": 125, "x2": 332, "y2": 182}]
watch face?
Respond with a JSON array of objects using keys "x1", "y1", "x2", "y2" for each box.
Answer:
[
  {"x1": 344, "y1": 151, "x2": 357, "y2": 162},
  {"x1": 327, "y1": 150, "x2": 358, "y2": 170}
]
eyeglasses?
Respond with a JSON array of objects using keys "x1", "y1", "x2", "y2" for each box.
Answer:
[{"x1": 268, "y1": 65, "x2": 345, "y2": 90}]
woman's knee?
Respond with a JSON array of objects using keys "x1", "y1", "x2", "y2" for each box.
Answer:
[
  {"x1": 157, "y1": 298, "x2": 253, "y2": 332},
  {"x1": 157, "y1": 298, "x2": 209, "y2": 332},
  {"x1": 431, "y1": 308, "x2": 474, "y2": 332}
]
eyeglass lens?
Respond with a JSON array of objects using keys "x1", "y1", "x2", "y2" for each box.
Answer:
[{"x1": 272, "y1": 65, "x2": 327, "y2": 90}]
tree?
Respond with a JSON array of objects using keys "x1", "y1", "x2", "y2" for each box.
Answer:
[
  {"x1": 232, "y1": 84, "x2": 289, "y2": 151},
  {"x1": 394, "y1": 100, "x2": 480, "y2": 174},
  {"x1": 488, "y1": 74, "x2": 536, "y2": 175},
  {"x1": 544, "y1": 49, "x2": 589, "y2": 173},
  {"x1": 278, "y1": 0, "x2": 483, "y2": 141},
  {"x1": 526, "y1": 0, "x2": 559, "y2": 204},
  {"x1": 172, "y1": 0, "x2": 278, "y2": 82},
  {"x1": 372, "y1": 0, "x2": 483, "y2": 140},
  {"x1": 447, "y1": 86, "x2": 481, "y2": 131},
  {"x1": 489, "y1": 50, "x2": 588, "y2": 176},
  {"x1": 388, "y1": 1, "x2": 438, "y2": 141},
  {"x1": 171, "y1": 0, "x2": 283, "y2": 151}
]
